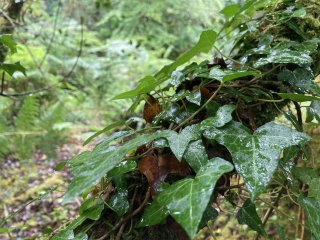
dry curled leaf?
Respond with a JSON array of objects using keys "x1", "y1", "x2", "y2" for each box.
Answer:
[
  {"x1": 143, "y1": 95, "x2": 161, "y2": 123},
  {"x1": 138, "y1": 153, "x2": 190, "y2": 196}
]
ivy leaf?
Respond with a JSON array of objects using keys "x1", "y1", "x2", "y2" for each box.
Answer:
[
  {"x1": 201, "y1": 104, "x2": 236, "y2": 128},
  {"x1": 278, "y1": 68, "x2": 320, "y2": 94},
  {"x1": 64, "y1": 130, "x2": 174, "y2": 202},
  {"x1": 236, "y1": 199, "x2": 267, "y2": 238},
  {"x1": 155, "y1": 30, "x2": 217, "y2": 80},
  {"x1": 204, "y1": 121, "x2": 310, "y2": 199},
  {"x1": 139, "y1": 158, "x2": 234, "y2": 238},
  {"x1": 278, "y1": 93, "x2": 320, "y2": 102},
  {"x1": 108, "y1": 177, "x2": 129, "y2": 216},
  {"x1": 209, "y1": 67, "x2": 261, "y2": 83},
  {"x1": 186, "y1": 89, "x2": 201, "y2": 106},
  {"x1": 253, "y1": 49, "x2": 313, "y2": 68},
  {"x1": 113, "y1": 30, "x2": 217, "y2": 100},
  {"x1": 113, "y1": 76, "x2": 160, "y2": 100},
  {"x1": 183, "y1": 140, "x2": 208, "y2": 172},
  {"x1": 220, "y1": 4, "x2": 240, "y2": 19},
  {"x1": 167, "y1": 124, "x2": 201, "y2": 160},
  {"x1": 299, "y1": 197, "x2": 320, "y2": 239},
  {"x1": 0, "y1": 62, "x2": 26, "y2": 76}
]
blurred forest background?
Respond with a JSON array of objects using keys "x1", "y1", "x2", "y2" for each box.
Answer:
[{"x1": 0, "y1": 0, "x2": 227, "y2": 239}]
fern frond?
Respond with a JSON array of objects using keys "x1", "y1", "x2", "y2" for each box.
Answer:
[{"x1": 16, "y1": 96, "x2": 39, "y2": 130}]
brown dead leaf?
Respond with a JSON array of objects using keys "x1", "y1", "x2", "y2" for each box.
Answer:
[
  {"x1": 143, "y1": 95, "x2": 161, "y2": 123},
  {"x1": 138, "y1": 153, "x2": 190, "y2": 196}
]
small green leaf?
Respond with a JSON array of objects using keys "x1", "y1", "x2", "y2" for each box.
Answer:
[
  {"x1": 139, "y1": 158, "x2": 234, "y2": 238},
  {"x1": 109, "y1": 189, "x2": 129, "y2": 216},
  {"x1": 308, "y1": 101, "x2": 320, "y2": 122},
  {"x1": 236, "y1": 199, "x2": 267, "y2": 237},
  {"x1": 278, "y1": 68, "x2": 320, "y2": 94},
  {"x1": 278, "y1": 93, "x2": 320, "y2": 102},
  {"x1": 183, "y1": 140, "x2": 208, "y2": 172},
  {"x1": 254, "y1": 49, "x2": 313, "y2": 67},
  {"x1": 156, "y1": 30, "x2": 217, "y2": 80},
  {"x1": 204, "y1": 121, "x2": 310, "y2": 199},
  {"x1": 186, "y1": 89, "x2": 201, "y2": 106},
  {"x1": 0, "y1": 34, "x2": 17, "y2": 54},
  {"x1": 83, "y1": 120, "x2": 125, "y2": 146},
  {"x1": 42, "y1": 227, "x2": 53, "y2": 234},
  {"x1": 209, "y1": 67, "x2": 261, "y2": 83},
  {"x1": 167, "y1": 124, "x2": 201, "y2": 160},
  {"x1": 201, "y1": 104, "x2": 236, "y2": 128},
  {"x1": 299, "y1": 197, "x2": 320, "y2": 239},
  {"x1": 220, "y1": 4, "x2": 241, "y2": 19},
  {"x1": 0, "y1": 62, "x2": 26, "y2": 76},
  {"x1": 291, "y1": 8, "x2": 306, "y2": 18},
  {"x1": 293, "y1": 167, "x2": 320, "y2": 185},
  {"x1": 170, "y1": 70, "x2": 185, "y2": 86}
]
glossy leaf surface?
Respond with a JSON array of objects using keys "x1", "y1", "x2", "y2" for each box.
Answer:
[
  {"x1": 64, "y1": 130, "x2": 174, "y2": 202},
  {"x1": 183, "y1": 140, "x2": 208, "y2": 172},
  {"x1": 204, "y1": 121, "x2": 310, "y2": 199},
  {"x1": 139, "y1": 158, "x2": 234, "y2": 238}
]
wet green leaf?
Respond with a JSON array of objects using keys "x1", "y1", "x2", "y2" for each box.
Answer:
[
  {"x1": 114, "y1": 30, "x2": 217, "y2": 100},
  {"x1": 113, "y1": 76, "x2": 160, "y2": 99},
  {"x1": 109, "y1": 189, "x2": 129, "y2": 216},
  {"x1": 64, "y1": 130, "x2": 174, "y2": 202},
  {"x1": 156, "y1": 30, "x2": 217, "y2": 80},
  {"x1": 183, "y1": 140, "x2": 208, "y2": 172},
  {"x1": 83, "y1": 120, "x2": 125, "y2": 146},
  {"x1": 170, "y1": 70, "x2": 185, "y2": 85},
  {"x1": 139, "y1": 158, "x2": 233, "y2": 238},
  {"x1": 201, "y1": 104, "x2": 236, "y2": 129},
  {"x1": 209, "y1": 67, "x2": 261, "y2": 83},
  {"x1": 204, "y1": 121, "x2": 310, "y2": 199},
  {"x1": 278, "y1": 93, "x2": 320, "y2": 102},
  {"x1": 253, "y1": 49, "x2": 313, "y2": 68},
  {"x1": 167, "y1": 124, "x2": 201, "y2": 160},
  {"x1": 220, "y1": 4, "x2": 240, "y2": 19},
  {"x1": 186, "y1": 89, "x2": 201, "y2": 106},
  {"x1": 299, "y1": 197, "x2": 320, "y2": 239},
  {"x1": 278, "y1": 68, "x2": 320, "y2": 94},
  {"x1": 236, "y1": 199, "x2": 267, "y2": 237}
]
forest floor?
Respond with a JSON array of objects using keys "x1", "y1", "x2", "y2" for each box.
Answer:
[{"x1": 0, "y1": 132, "x2": 90, "y2": 240}]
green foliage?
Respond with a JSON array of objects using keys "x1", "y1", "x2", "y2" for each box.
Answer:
[
  {"x1": 56, "y1": 0, "x2": 320, "y2": 239},
  {"x1": 139, "y1": 158, "x2": 233, "y2": 238}
]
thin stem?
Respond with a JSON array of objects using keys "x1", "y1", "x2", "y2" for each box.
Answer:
[{"x1": 173, "y1": 84, "x2": 223, "y2": 131}]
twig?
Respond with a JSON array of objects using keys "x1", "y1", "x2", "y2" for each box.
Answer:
[
  {"x1": 39, "y1": 0, "x2": 61, "y2": 67},
  {"x1": 254, "y1": 186, "x2": 285, "y2": 240},
  {"x1": 96, "y1": 187, "x2": 151, "y2": 240},
  {"x1": 0, "y1": 17, "x2": 84, "y2": 98},
  {"x1": 173, "y1": 84, "x2": 223, "y2": 131}
]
